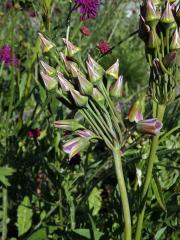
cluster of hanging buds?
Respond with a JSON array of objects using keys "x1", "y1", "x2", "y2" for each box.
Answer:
[
  {"x1": 39, "y1": 33, "x2": 126, "y2": 158},
  {"x1": 139, "y1": 0, "x2": 179, "y2": 104}
]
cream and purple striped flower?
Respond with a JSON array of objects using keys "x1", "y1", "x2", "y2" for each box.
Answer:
[{"x1": 136, "y1": 118, "x2": 163, "y2": 136}]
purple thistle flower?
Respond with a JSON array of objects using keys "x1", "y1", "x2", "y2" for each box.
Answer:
[
  {"x1": 74, "y1": 0, "x2": 100, "y2": 21},
  {"x1": 0, "y1": 45, "x2": 19, "y2": 67}
]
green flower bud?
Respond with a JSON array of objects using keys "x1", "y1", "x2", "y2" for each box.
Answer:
[
  {"x1": 170, "y1": 29, "x2": 180, "y2": 50},
  {"x1": 57, "y1": 72, "x2": 74, "y2": 91},
  {"x1": 38, "y1": 33, "x2": 55, "y2": 53},
  {"x1": 160, "y1": 0, "x2": 175, "y2": 25},
  {"x1": 106, "y1": 59, "x2": 119, "y2": 79},
  {"x1": 110, "y1": 75, "x2": 123, "y2": 98},
  {"x1": 70, "y1": 89, "x2": 88, "y2": 107},
  {"x1": 92, "y1": 88, "x2": 105, "y2": 107},
  {"x1": 77, "y1": 75, "x2": 93, "y2": 96},
  {"x1": 86, "y1": 55, "x2": 104, "y2": 83},
  {"x1": 62, "y1": 38, "x2": 80, "y2": 56},
  {"x1": 40, "y1": 71, "x2": 57, "y2": 90},
  {"x1": 128, "y1": 100, "x2": 143, "y2": 123},
  {"x1": 145, "y1": 0, "x2": 160, "y2": 27},
  {"x1": 40, "y1": 61, "x2": 55, "y2": 75},
  {"x1": 147, "y1": 30, "x2": 160, "y2": 49},
  {"x1": 53, "y1": 119, "x2": 84, "y2": 131}
]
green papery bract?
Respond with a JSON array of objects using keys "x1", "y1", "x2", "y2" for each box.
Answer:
[
  {"x1": 62, "y1": 38, "x2": 80, "y2": 56},
  {"x1": 77, "y1": 75, "x2": 93, "y2": 96},
  {"x1": 92, "y1": 88, "x2": 105, "y2": 107},
  {"x1": 40, "y1": 60, "x2": 55, "y2": 75},
  {"x1": 110, "y1": 75, "x2": 123, "y2": 98}
]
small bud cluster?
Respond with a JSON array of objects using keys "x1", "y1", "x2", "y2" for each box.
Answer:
[{"x1": 139, "y1": 0, "x2": 179, "y2": 104}]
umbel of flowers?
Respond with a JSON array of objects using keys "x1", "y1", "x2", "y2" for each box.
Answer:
[
  {"x1": 139, "y1": 0, "x2": 179, "y2": 104},
  {"x1": 38, "y1": 31, "x2": 164, "y2": 240}
]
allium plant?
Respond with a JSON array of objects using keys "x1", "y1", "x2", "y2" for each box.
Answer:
[
  {"x1": 38, "y1": 0, "x2": 179, "y2": 238},
  {"x1": 135, "y1": 0, "x2": 179, "y2": 239}
]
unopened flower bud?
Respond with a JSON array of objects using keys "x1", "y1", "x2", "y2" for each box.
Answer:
[
  {"x1": 77, "y1": 75, "x2": 93, "y2": 96},
  {"x1": 70, "y1": 89, "x2": 88, "y2": 107},
  {"x1": 40, "y1": 61, "x2": 55, "y2": 75},
  {"x1": 110, "y1": 75, "x2": 123, "y2": 98},
  {"x1": 62, "y1": 38, "x2": 80, "y2": 56},
  {"x1": 53, "y1": 119, "x2": 84, "y2": 131},
  {"x1": 38, "y1": 33, "x2": 55, "y2": 53},
  {"x1": 128, "y1": 100, "x2": 143, "y2": 123},
  {"x1": 60, "y1": 52, "x2": 71, "y2": 71},
  {"x1": 160, "y1": 0, "x2": 175, "y2": 25},
  {"x1": 57, "y1": 72, "x2": 74, "y2": 91},
  {"x1": 139, "y1": 15, "x2": 150, "y2": 42},
  {"x1": 145, "y1": 0, "x2": 159, "y2": 27},
  {"x1": 92, "y1": 88, "x2": 105, "y2": 107},
  {"x1": 87, "y1": 55, "x2": 104, "y2": 83},
  {"x1": 148, "y1": 30, "x2": 160, "y2": 49},
  {"x1": 136, "y1": 118, "x2": 163, "y2": 136},
  {"x1": 76, "y1": 130, "x2": 96, "y2": 138},
  {"x1": 163, "y1": 51, "x2": 177, "y2": 67},
  {"x1": 63, "y1": 137, "x2": 89, "y2": 159},
  {"x1": 106, "y1": 59, "x2": 119, "y2": 79},
  {"x1": 40, "y1": 71, "x2": 57, "y2": 90},
  {"x1": 68, "y1": 61, "x2": 86, "y2": 78},
  {"x1": 170, "y1": 29, "x2": 180, "y2": 50}
]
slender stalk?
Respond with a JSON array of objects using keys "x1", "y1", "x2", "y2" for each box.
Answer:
[
  {"x1": 135, "y1": 104, "x2": 166, "y2": 240},
  {"x1": 2, "y1": 188, "x2": 8, "y2": 240},
  {"x1": 113, "y1": 142, "x2": 132, "y2": 240}
]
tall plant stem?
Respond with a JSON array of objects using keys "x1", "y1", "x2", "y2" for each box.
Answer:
[
  {"x1": 113, "y1": 142, "x2": 132, "y2": 240},
  {"x1": 135, "y1": 104, "x2": 166, "y2": 240},
  {"x1": 2, "y1": 188, "x2": 8, "y2": 240}
]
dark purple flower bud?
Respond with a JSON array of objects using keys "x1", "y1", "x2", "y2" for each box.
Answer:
[
  {"x1": 136, "y1": 118, "x2": 163, "y2": 136},
  {"x1": 27, "y1": 128, "x2": 41, "y2": 138},
  {"x1": 163, "y1": 51, "x2": 177, "y2": 67}
]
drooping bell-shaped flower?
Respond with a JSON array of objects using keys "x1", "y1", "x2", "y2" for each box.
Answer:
[
  {"x1": 70, "y1": 89, "x2": 88, "y2": 107},
  {"x1": 63, "y1": 137, "x2": 89, "y2": 159},
  {"x1": 40, "y1": 60, "x2": 55, "y2": 75},
  {"x1": 106, "y1": 59, "x2": 119, "y2": 79},
  {"x1": 62, "y1": 38, "x2": 80, "y2": 56},
  {"x1": 57, "y1": 72, "x2": 74, "y2": 91},
  {"x1": 40, "y1": 71, "x2": 57, "y2": 90},
  {"x1": 136, "y1": 118, "x2": 163, "y2": 136},
  {"x1": 110, "y1": 75, "x2": 123, "y2": 98},
  {"x1": 53, "y1": 119, "x2": 84, "y2": 131},
  {"x1": 38, "y1": 33, "x2": 55, "y2": 53},
  {"x1": 76, "y1": 130, "x2": 96, "y2": 138},
  {"x1": 128, "y1": 100, "x2": 143, "y2": 123}
]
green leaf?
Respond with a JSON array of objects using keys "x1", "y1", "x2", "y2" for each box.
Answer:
[
  {"x1": 27, "y1": 228, "x2": 47, "y2": 240},
  {"x1": 73, "y1": 229, "x2": 91, "y2": 239},
  {"x1": 151, "y1": 172, "x2": 166, "y2": 211},
  {"x1": 17, "y1": 196, "x2": 33, "y2": 236},
  {"x1": 89, "y1": 214, "x2": 104, "y2": 240},
  {"x1": 88, "y1": 187, "x2": 102, "y2": 216},
  {"x1": 155, "y1": 226, "x2": 167, "y2": 240},
  {"x1": 0, "y1": 167, "x2": 15, "y2": 186}
]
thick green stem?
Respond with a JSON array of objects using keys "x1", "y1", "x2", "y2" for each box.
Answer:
[
  {"x1": 2, "y1": 188, "x2": 8, "y2": 240},
  {"x1": 135, "y1": 104, "x2": 166, "y2": 240},
  {"x1": 113, "y1": 142, "x2": 132, "y2": 240}
]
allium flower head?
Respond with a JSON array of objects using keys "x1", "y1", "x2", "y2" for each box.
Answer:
[
  {"x1": 74, "y1": 0, "x2": 100, "y2": 21},
  {"x1": 0, "y1": 45, "x2": 19, "y2": 67},
  {"x1": 97, "y1": 41, "x2": 111, "y2": 55}
]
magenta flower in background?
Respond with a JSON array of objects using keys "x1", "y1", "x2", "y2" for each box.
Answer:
[
  {"x1": 97, "y1": 41, "x2": 111, "y2": 55},
  {"x1": 74, "y1": 0, "x2": 100, "y2": 20},
  {"x1": 80, "y1": 26, "x2": 92, "y2": 36},
  {"x1": 0, "y1": 45, "x2": 19, "y2": 67},
  {"x1": 27, "y1": 128, "x2": 41, "y2": 139}
]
